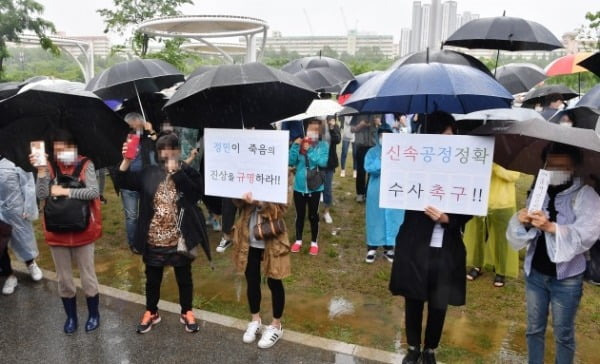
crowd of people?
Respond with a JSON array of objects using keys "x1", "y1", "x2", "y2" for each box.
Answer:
[{"x1": 1, "y1": 106, "x2": 599, "y2": 364}]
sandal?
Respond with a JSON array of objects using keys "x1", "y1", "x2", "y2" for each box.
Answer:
[
  {"x1": 466, "y1": 267, "x2": 482, "y2": 281},
  {"x1": 494, "y1": 274, "x2": 505, "y2": 287}
]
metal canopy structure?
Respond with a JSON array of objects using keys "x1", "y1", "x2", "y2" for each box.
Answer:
[
  {"x1": 14, "y1": 34, "x2": 95, "y2": 82},
  {"x1": 137, "y1": 15, "x2": 268, "y2": 63},
  {"x1": 181, "y1": 42, "x2": 248, "y2": 56}
]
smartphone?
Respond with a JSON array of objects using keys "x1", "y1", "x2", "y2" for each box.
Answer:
[
  {"x1": 30, "y1": 141, "x2": 47, "y2": 167},
  {"x1": 125, "y1": 133, "x2": 140, "y2": 160}
]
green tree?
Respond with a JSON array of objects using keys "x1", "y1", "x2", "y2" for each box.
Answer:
[
  {"x1": 585, "y1": 10, "x2": 600, "y2": 50},
  {"x1": 0, "y1": 0, "x2": 58, "y2": 79},
  {"x1": 97, "y1": 0, "x2": 193, "y2": 56}
]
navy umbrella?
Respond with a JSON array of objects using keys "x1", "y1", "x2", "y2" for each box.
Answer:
[
  {"x1": 339, "y1": 71, "x2": 382, "y2": 96},
  {"x1": 343, "y1": 62, "x2": 513, "y2": 115}
]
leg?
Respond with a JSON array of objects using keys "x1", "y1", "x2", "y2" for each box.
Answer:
[
  {"x1": 351, "y1": 142, "x2": 357, "y2": 172},
  {"x1": 0, "y1": 248, "x2": 13, "y2": 277},
  {"x1": 293, "y1": 191, "x2": 307, "y2": 242},
  {"x1": 221, "y1": 198, "x2": 237, "y2": 236},
  {"x1": 550, "y1": 274, "x2": 583, "y2": 364},
  {"x1": 526, "y1": 269, "x2": 551, "y2": 364},
  {"x1": 245, "y1": 247, "x2": 263, "y2": 317},
  {"x1": 267, "y1": 278, "x2": 285, "y2": 321},
  {"x1": 340, "y1": 140, "x2": 349, "y2": 170},
  {"x1": 145, "y1": 265, "x2": 164, "y2": 314},
  {"x1": 73, "y1": 243, "x2": 99, "y2": 298},
  {"x1": 308, "y1": 192, "x2": 321, "y2": 243},
  {"x1": 355, "y1": 146, "x2": 368, "y2": 196},
  {"x1": 423, "y1": 305, "x2": 448, "y2": 350},
  {"x1": 50, "y1": 246, "x2": 77, "y2": 298},
  {"x1": 120, "y1": 189, "x2": 139, "y2": 247},
  {"x1": 404, "y1": 298, "x2": 425, "y2": 348},
  {"x1": 174, "y1": 264, "x2": 194, "y2": 314},
  {"x1": 95, "y1": 168, "x2": 106, "y2": 196}
]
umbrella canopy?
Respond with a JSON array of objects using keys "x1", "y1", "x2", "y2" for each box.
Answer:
[
  {"x1": 292, "y1": 67, "x2": 348, "y2": 93},
  {"x1": 577, "y1": 84, "x2": 600, "y2": 110},
  {"x1": 163, "y1": 62, "x2": 317, "y2": 129},
  {"x1": 391, "y1": 49, "x2": 493, "y2": 77},
  {"x1": 0, "y1": 79, "x2": 129, "y2": 171},
  {"x1": 521, "y1": 84, "x2": 578, "y2": 107},
  {"x1": 549, "y1": 106, "x2": 600, "y2": 129},
  {"x1": 339, "y1": 71, "x2": 381, "y2": 96},
  {"x1": 279, "y1": 99, "x2": 343, "y2": 122},
  {"x1": 343, "y1": 62, "x2": 513, "y2": 115},
  {"x1": 494, "y1": 63, "x2": 547, "y2": 94},
  {"x1": 471, "y1": 118, "x2": 600, "y2": 175},
  {"x1": 187, "y1": 65, "x2": 216, "y2": 80},
  {"x1": 86, "y1": 58, "x2": 184, "y2": 100},
  {"x1": 545, "y1": 53, "x2": 594, "y2": 76},
  {"x1": 454, "y1": 107, "x2": 545, "y2": 132},
  {"x1": 578, "y1": 52, "x2": 600, "y2": 77},
  {"x1": 0, "y1": 82, "x2": 20, "y2": 100},
  {"x1": 281, "y1": 56, "x2": 354, "y2": 79},
  {"x1": 444, "y1": 16, "x2": 563, "y2": 51}
]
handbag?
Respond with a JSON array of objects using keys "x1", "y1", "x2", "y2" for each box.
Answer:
[
  {"x1": 0, "y1": 219, "x2": 12, "y2": 255},
  {"x1": 44, "y1": 159, "x2": 91, "y2": 233},
  {"x1": 175, "y1": 207, "x2": 198, "y2": 259},
  {"x1": 304, "y1": 154, "x2": 325, "y2": 190},
  {"x1": 253, "y1": 209, "x2": 286, "y2": 241}
]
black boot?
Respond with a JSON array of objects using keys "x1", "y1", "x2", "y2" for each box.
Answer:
[
  {"x1": 421, "y1": 349, "x2": 437, "y2": 364},
  {"x1": 402, "y1": 346, "x2": 421, "y2": 364},
  {"x1": 85, "y1": 294, "x2": 100, "y2": 332},
  {"x1": 61, "y1": 297, "x2": 78, "y2": 334}
]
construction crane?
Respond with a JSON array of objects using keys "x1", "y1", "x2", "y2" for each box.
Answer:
[{"x1": 303, "y1": 8, "x2": 314, "y2": 36}]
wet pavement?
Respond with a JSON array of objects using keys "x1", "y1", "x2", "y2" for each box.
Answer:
[{"x1": 0, "y1": 271, "x2": 399, "y2": 364}]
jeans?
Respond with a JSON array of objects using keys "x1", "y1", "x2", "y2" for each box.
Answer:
[
  {"x1": 340, "y1": 140, "x2": 356, "y2": 170},
  {"x1": 120, "y1": 189, "x2": 139, "y2": 246},
  {"x1": 526, "y1": 269, "x2": 583, "y2": 364},
  {"x1": 323, "y1": 170, "x2": 334, "y2": 207}
]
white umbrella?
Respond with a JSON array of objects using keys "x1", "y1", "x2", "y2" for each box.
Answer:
[
  {"x1": 454, "y1": 107, "x2": 545, "y2": 123},
  {"x1": 279, "y1": 99, "x2": 343, "y2": 123}
]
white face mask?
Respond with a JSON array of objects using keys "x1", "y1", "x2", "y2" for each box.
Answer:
[
  {"x1": 534, "y1": 105, "x2": 543, "y2": 112},
  {"x1": 57, "y1": 150, "x2": 77, "y2": 165},
  {"x1": 307, "y1": 131, "x2": 319, "y2": 141},
  {"x1": 559, "y1": 121, "x2": 573, "y2": 127},
  {"x1": 548, "y1": 170, "x2": 572, "y2": 186}
]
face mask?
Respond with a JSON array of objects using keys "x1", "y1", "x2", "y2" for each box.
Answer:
[
  {"x1": 57, "y1": 150, "x2": 77, "y2": 165},
  {"x1": 559, "y1": 121, "x2": 573, "y2": 127},
  {"x1": 534, "y1": 106, "x2": 543, "y2": 112},
  {"x1": 548, "y1": 170, "x2": 573, "y2": 186},
  {"x1": 307, "y1": 131, "x2": 319, "y2": 141}
]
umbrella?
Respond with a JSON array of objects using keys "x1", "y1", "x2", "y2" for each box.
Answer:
[
  {"x1": 454, "y1": 107, "x2": 545, "y2": 132},
  {"x1": 0, "y1": 82, "x2": 20, "y2": 99},
  {"x1": 343, "y1": 62, "x2": 513, "y2": 115},
  {"x1": 163, "y1": 62, "x2": 317, "y2": 129},
  {"x1": 282, "y1": 56, "x2": 354, "y2": 80},
  {"x1": 545, "y1": 52, "x2": 594, "y2": 95},
  {"x1": 521, "y1": 84, "x2": 578, "y2": 107},
  {"x1": 471, "y1": 117, "x2": 600, "y2": 175},
  {"x1": 578, "y1": 52, "x2": 600, "y2": 77},
  {"x1": 548, "y1": 106, "x2": 600, "y2": 129},
  {"x1": 577, "y1": 84, "x2": 600, "y2": 110},
  {"x1": 187, "y1": 65, "x2": 216, "y2": 80},
  {"x1": 391, "y1": 49, "x2": 493, "y2": 77},
  {"x1": 292, "y1": 67, "x2": 348, "y2": 93},
  {"x1": 494, "y1": 63, "x2": 547, "y2": 94},
  {"x1": 339, "y1": 71, "x2": 381, "y2": 96},
  {"x1": 279, "y1": 99, "x2": 343, "y2": 123},
  {"x1": 86, "y1": 58, "x2": 184, "y2": 121},
  {"x1": 0, "y1": 79, "x2": 129, "y2": 172}
]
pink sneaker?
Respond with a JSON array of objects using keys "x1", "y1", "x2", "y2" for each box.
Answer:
[
  {"x1": 291, "y1": 242, "x2": 302, "y2": 253},
  {"x1": 309, "y1": 245, "x2": 319, "y2": 256}
]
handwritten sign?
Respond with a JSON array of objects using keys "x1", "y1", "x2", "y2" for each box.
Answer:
[
  {"x1": 380, "y1": 133, "x2": 495, "y2": 216},
  {"x1": 204, "y1": 128, "x2": 289, "y2": 203},
  {"x1": 528, "y1": 169, "x2": 550, "y2": 212}
]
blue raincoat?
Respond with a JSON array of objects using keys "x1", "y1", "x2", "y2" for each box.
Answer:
[
  {"x1": 289, "y1": 141, "x2": 329, "y2": 193},
  {"x1": 364, "y1": 142, "x2": 404, "y2": 247},
  {"x1": 0, "y1": 157, "x2": 39, "y2": 261}
]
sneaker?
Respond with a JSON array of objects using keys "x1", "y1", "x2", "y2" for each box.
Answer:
[
  {"x1": 291, "y1": 241, "x2": 302, "y2": 253},
  {"x1": 340, "y1": 170, "x2": 346, "y2": 178},
  {"x1": 27, "y1": 261, "x2": 43, "y2": 281},
  {"x1": 212, "y1": 218, "x2": 222, "y2": 232},
  {"x1": 353, "y1": 170, "x2": 357, "y2": 179},
  {"x1": 323, "y1": 212, "x2": 333, "y2": 224},
  {"x1": 216, "y1": 237, "x2": 232, "y2": 253},
  {"x1": 257, "y1": 324, "x2": 283, "y2": 349},
  {"x1": 136, "y1": 310, "x2": 161, "y2": 334},
  {"x1": 402, "y1": 347, "x2": 421, "y2": 364},
  {"x1": 383, "y1": 250, "x2": 394, "y2": 263},
  {"x1": 356, "y1": 194, "x2": 365, "y2": 203},
  {"x1": 243, "y1": 320, "x2": 262, "y2": 343},
  {"x1": 365, "y1": 250, "x2": 377, "y2": 264},
  {"x1": 2, "y1": 275, "x2": 18, "y2": 295},
  {"x1": 180, "y1": 310, "x2": 199, "y2": 333},
  {"x1": 309, "y1": 244, "x2": 319, "y2": 256}
]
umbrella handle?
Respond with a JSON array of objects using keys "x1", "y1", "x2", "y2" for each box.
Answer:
[{"x1": 134, "y1": 82, "x2": 147, "y2": 122}]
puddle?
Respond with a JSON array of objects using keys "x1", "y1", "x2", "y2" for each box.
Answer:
[{"x1": 328, "y1": 297, "x2": 355, "y2": 319}]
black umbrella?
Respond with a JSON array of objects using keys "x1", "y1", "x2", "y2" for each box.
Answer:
[
  {"x1": 577, "y1": 84, "x2": 600, "y2": 110},
  {"x1": 293, "y1": 67, "x2": 348, "y2": 93},
  {"x1": 578, "y1": 52, "x2": 600, "y2": 77},
  {"x1": 549, "y1": 106, "x2": 600, "y2": 129},
  {"x1": 521, "y1": 84, "x2": 578, "y2": 107},
  {"x1": 391, "y1": 49, "x2": 493, "y2": 77},
  {"x1": 494, "y1": 63, "x2": 547, "y2": 94},
  {"x1": 471, "y1": 118, "x2": 600, "y2": 175},
  {"x1": 339, "y1": 71, "x2": 381, "y2": 96},
  {"x1": 281, "y1": 55, "x2": 354, "y2": 80},
  {"x1": 163, "y1": 62, "x2": 317, "y2": 129},
  {"x1": 187, "y1": 65, "x2": 216, "y2": 80},
  {"x1": 0, "y1": 82, "x2": 20, "y2": 99},
  {"x1": 0, "y1": 80, "x2": 129, "y2": 171}
]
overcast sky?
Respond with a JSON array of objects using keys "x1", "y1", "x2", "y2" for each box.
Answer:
[{"x1": 36, "y1": 0, "x2": 595, "y2": 42}]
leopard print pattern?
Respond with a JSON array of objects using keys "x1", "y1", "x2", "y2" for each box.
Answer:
[{"x1": 148, "y1": 176, "x2": 180, "y2": 247}]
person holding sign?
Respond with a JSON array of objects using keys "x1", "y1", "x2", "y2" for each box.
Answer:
[
  {"x1": 289, "y1": 119, "x2": 329, "y2": 256},
  {"x1": 507, "y1": 143, "x2": 600, "y2": 364},
  {"x1": 389, "y1": 112, "x2": 472, "y2": 364},
  {"x1": 464, "y1": 163, "x2": 521, "y2": 287},
  {"x1": 231, "y1": 192, "x2": 290, "y2": 348}
]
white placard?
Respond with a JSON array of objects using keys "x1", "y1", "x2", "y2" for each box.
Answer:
[
  {"x1": 380, "y1": 133, "x2": 495, "y2": 216},
  {"x1": 204, "y1": 128, "x2": 289, "y2": 204},
  {"x1": 528, "y1": 169, "x2": 551, "y2": 212}
]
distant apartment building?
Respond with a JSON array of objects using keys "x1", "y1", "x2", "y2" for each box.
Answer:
[{"x1": 399, "y1": 28, "x2": 411, "y2": 57}]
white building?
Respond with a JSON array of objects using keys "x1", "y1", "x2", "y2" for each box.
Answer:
[
  {"x1": 409, "y1": 1, "x2": 422, "y2": 52},
  {"x1": 399, "y1": 28, "x2": 411, "y2": 57},
  {"x1": 441, "y1": 1, "x2": 458, "y2": 42},
  {"x1": 429, "y1": 0, "x2": 443, "y2": 50},
  {"x1": 420, "y1": 4, "x2": 431, "y2": 50}
]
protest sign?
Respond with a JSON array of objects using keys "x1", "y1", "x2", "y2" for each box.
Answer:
[{"x1": 528, "y1": 169, "x2": 551, "y2": 212}]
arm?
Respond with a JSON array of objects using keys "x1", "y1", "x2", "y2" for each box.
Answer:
[
  {"x1": 68, "y1": 162, "x2": 100, "y2": 200},
  {"x1": 506, "y1": 211, "x2": 538, "y2": 251},
  {"x1": 308, "y1": 142, "x2": 329, "y2": 168},
  {"x1": 364, "y1": 147, "x2": 381, "y2": 175},
  {"x1": 171, "y1": 165, "x2": 203, "y2": 202},
  {"x1": 492, "y1": 163, "x2": 520, "y2": 183},
  {"x1": 17, "y1": 167, "x2": 38, "y2": 220},
  {"x1": 288, "y1": 142, "x2": 300, "y2": 167}
]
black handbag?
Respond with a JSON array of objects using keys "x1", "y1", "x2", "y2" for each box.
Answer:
[
  {"x1": 44, "y1": 159, "x2": 91, "y2": 233},
  {"x1": 0, "y1": 218, "x2": 11, "y2": 255},
  {"x1": 304, "y1": 154, "x2": 325, "y2": 190}
]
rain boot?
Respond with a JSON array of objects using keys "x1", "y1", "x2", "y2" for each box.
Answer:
[
  {"x1": 85, "y1": 294, "x2": 100, "y2": 332},
  {"x1": 61, "y1": 297, "x2": 78, "y2": 334}
]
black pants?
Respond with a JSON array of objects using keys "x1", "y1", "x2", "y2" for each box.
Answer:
[
  {"x1": 221, "y1": 198, "x2": 237, "y2": 235},
  {"x1": 367, "y1": 245, "x2": 394, "y2": 251},
  {"x1": 245, "y1": 247, "x2": 285, "y2": 319},
  {"x1": 355, "y1": 145, "x2": 370, "y2": 195},
  {"x1": 0, "y1": 249, "x2": 12, "y2": 277},
  {"x1": 293, "y1": 190, "x2": 321, "y2": 242},
  {"x1": 145, "y1": 263, "x2": 193, "y2": 314}
]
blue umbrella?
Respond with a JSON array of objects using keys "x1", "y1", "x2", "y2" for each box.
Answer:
[
  {"x1": 344, "y1": 62, "x2": 513, "y2": 114},
  {"x1": 339, "y1": 71, "x2": 382, "y2": 96}
]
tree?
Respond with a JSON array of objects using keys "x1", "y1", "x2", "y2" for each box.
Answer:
[
  {"x1": 0, "y1": 0, "x2": 58, "y2": 79},
  {"x1": 97, "y1": 0, "x2": 193, "y2": 57},
  {"x1": 585, "y1": 10, "x2": 600, "y2": 50}
]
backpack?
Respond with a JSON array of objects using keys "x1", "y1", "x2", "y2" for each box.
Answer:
[{"x1": 43, "y1": 158, "x2": 91, "y2": 233}]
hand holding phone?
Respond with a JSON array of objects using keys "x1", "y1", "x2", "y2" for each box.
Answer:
[{"x1": 30, "y1": 141, "x2": 47, "y2": 167}]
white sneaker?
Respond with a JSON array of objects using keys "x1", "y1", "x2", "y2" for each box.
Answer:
[
  {"x1": 27, "y1": 261, "x2": 43, "y2": 281},
  {"x1": 365, "y1": 250, "x2": 377, "y2": 264},
  {"x1": 243, "y1": 320, "x2": 262, "y2": 343},
  {"x1": 353, "y1": 170, "x2": 357, "y2": 179},
  {"x1": 340, "y1": 170, "x2": 346, "y2": 177},
  {"x1": 216, "y1": 237, "x2": 232, "y2": 253},
  {"x1": 323, "y1": 212, "x2": 333, "y2": 224},
  {"x1": 258, "y1": 324, "x2": 283, "y2": 349},
  {"x1": 212, "y1": 219, "x2": 222, "y2": 232},
  {"x1": 2, "y1": 275, "x2": 18, "y2": 295}
]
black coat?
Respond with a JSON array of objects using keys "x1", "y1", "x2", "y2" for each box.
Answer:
[
  {"x1": 325, "y1": 124, "x2": 341, "y2": 170},
  {"x1": 389, "y1": 210, "x2": 472, "y2": 307},
  {"x1": 115, "y1": 163, "x2": 211, "y2": 263}
]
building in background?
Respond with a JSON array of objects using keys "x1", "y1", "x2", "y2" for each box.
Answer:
[
  {"x1": 441, "y1": 1, "x2": 458, "y2": 42},
  {"x1": 399, "y1": 28, "x2": 411, "y2": 57},
  {"x1": 409, "y1": 1, "x2": 423, "y2": 52},
  {"x1": 54, "y1": 32, "x2": 111, "y2": 58}
]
